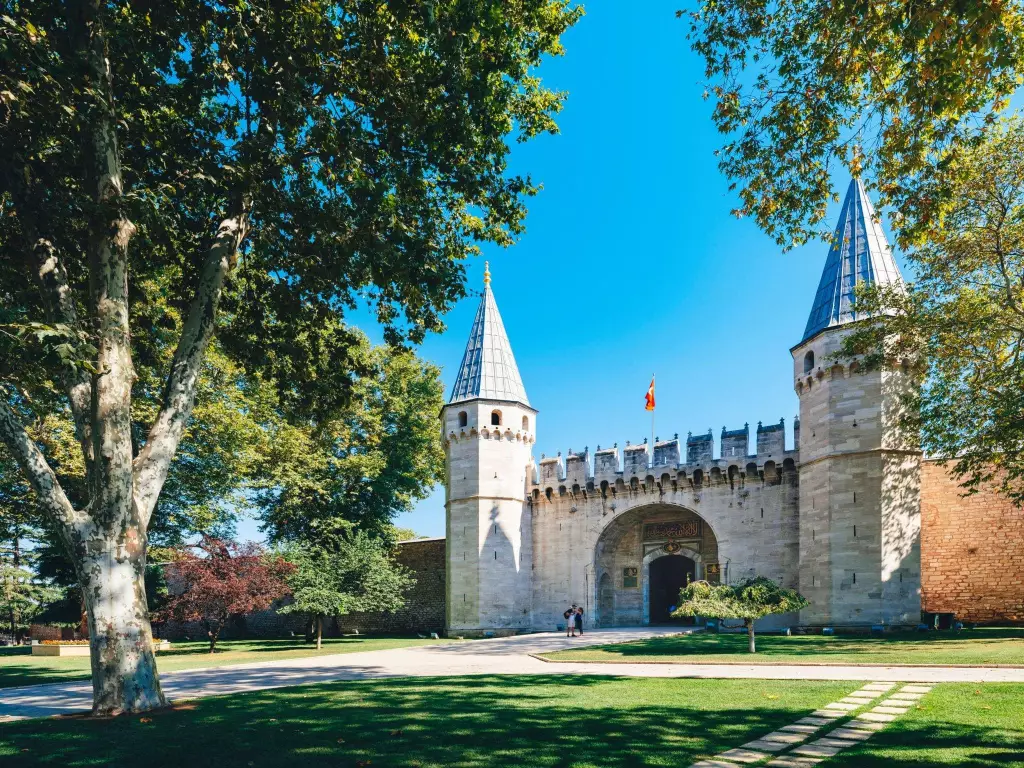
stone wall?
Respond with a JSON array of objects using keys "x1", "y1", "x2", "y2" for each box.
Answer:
[
  {"x1": 920, "y1": 460, "x2": 1024, "y2": 623},
  {"x1": 339, "y1": 538, "x2": 446, "y2": 635}
]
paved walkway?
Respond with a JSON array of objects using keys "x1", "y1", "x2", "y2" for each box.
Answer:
[{"x1": 3, "y1": 628, "x2": 1023, "y2": 720}]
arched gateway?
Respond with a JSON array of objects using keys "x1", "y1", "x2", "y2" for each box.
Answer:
[
  {"x1": 443, "y1": 201, "x2": 927, "y2": 636},
  {"x1": 593, "y1": 504, "x2": 720, "y2": 627}
]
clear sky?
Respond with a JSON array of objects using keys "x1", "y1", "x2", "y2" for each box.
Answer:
[{"x1": 236, "y1": 1, "x2": 904, "y2": 543}]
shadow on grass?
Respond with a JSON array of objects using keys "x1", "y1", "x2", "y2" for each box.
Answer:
[
  {"x1": 828, "y1": 721, "x2": 1024, "y2": 768},
  {"x1": 0, "y1": 675, "x2": 848, "y2": 767}
]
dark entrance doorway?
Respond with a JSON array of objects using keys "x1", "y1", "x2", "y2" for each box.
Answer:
[{"x1": 649, "y1": 555, "x2": 696, "y2": 624}]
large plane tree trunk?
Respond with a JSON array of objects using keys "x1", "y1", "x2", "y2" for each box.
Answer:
[{"x1": 81, "y1": 540, "x2": 163, "y2": 714}]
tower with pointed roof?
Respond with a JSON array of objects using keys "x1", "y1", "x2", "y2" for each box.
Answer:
[
  {"x1": 792, "y1": 178, "x2": 921, "y2": 627},
  {"x1": 442, "y1": 263, "x2": 537, "y2": 634}
]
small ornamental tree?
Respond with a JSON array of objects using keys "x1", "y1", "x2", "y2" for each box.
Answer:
[
  {"x1": 163, "y1": 537, "x2": 292, "y2": 652},
  {"x1": 281, "y1": 531, "x2": 413, "y2": 649},
  {"x1": 672, "y1": 577, "x2": 808, "y2": 653}
]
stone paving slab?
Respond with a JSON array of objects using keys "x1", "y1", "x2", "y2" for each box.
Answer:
[
  {"x1": 828, "y1": 727, "x2": 873, "y2": 741},
  {"x1": 795, "y1": 716, "x2": 837, "y2": 726},
  {"x1": 813, "y1": 737, "x2": 860, "y2": 749},
  {"x1": 763, "y1": 730, "x2": 811, "y2": 743},
  {"x1": 742, "y1": 739, "x2": 788, "y2": 752},
  {"x1": 690, "y1": 761, "x2": 742, "y2": 768},
  {"x1": 780, "y1": 724, "x2": 821, "y2": 734},
  {"x1": 792, "y1": 742, "x2": 842, "y2": 758},
  {"x1": 860, "y1": 683, "x2": 896, "y2": 691},
  {"x1": 900, "y1": 685, "x2": 933, "y2": 693},
  {"x1": 857, "y1": 711, "x2": 898, "y2": 722},
  {"x1": 719, "y1": 747, "x2": 772, "y2": 763},
  {"x1": 823, "y1": 701, "x2": 860, "y2": 711},
  {"x1": 767, "y1": 758, "x2": 823, "y2": 766},
  {"x1": 846, "y1": 719, "x2": 888, "y2": 731},
  {"x1": 840, "y1": 696, "x2": 876, "y2": 704},
  {"x1": 872, "y1": 705, "x2": 910, "y2": 715},
  {"x1": 811, "y1": 709, "x2": 849, "y2": 718}
]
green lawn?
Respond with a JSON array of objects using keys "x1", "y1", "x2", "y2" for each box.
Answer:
[
  {"x1": 830, "y1": 683, "x2": 1024, "y2": 767},
  {"x1": 541, "y1": 627, "x2": 1024, "y2": 666},
  {"x1": 0, "y1": 676, "x2": 855, "y2": 767},
  {"x1": 0, "y1": 636, "x2": 457, "y2": 689}
]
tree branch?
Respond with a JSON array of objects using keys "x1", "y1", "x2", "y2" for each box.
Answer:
[
  {"x1": 0, "y1": 394, "x2": 83, "y2": 550},
  {"x1": 132, "y1": 203, "x2": 250, "y2": 526},
  {"x1": 31, "y1": 236, "x2": 95, "y2": 471}
]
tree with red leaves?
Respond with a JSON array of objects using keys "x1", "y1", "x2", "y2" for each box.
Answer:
[{"x1": 162, "y1": 537, "x2": 292, "y2": 652}]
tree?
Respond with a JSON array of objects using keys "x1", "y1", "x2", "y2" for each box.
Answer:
[
  {"x1": 685, "y1": 1, "x2": 1024, "y2": 249},
  {"x1": 257, "y1": 345, "x2": 445, "y2": 544},
  {"x1": 0, "y1": 0, "x2": 580, "y2": 714},
  {"x1": 672, "y1": 577, "x2": 808, "y2": 653},
  {"x1": 390, "y1": 527, "x2": 428, "y2": 543},
  {"x1": 280, "y1": 529, "x2": 413, "y2": 649},
  {"x1": 843, "y1": 119, "x2": 1024, "y2": 505},
  {"x1": 0, "y1": 550, "x2": 61, "y2": 638},
  {"x1": 161, "y1": 537, "x2": 292, "y2": 653}
]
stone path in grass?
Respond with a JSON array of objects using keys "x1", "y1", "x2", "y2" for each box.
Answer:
[
  {"x1": 3, "y1": 629, "x2": 1020, "y2": 720},
  {"x1": 690, "y1": 681, "x2": 934, "y2": 767}
]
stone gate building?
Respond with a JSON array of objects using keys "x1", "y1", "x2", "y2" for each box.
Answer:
[{"x1": 442, "y1": 179, "x2": 1023, "y2": 635}]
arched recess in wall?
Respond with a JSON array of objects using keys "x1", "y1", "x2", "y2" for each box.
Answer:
[
  {"x1": 458, "y1": 411, "x2": 468, "y2": 428},
  {"x1": 491, "y1": 410, "x2": 502, "y2": 426},
  {"x1": 522, "y1": 415, "x2": 529, "y2": 431},
  {"x1": 591, "y1": 502, "x2": 721, "y2": 627},
  {"x1": 804, "y1": 350, "x2": 815, "y2": 373}
]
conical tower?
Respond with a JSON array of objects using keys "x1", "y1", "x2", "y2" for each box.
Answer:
[
  {"x1": 792, "y1": 178, "x2": 921, "y2": 628},
  {"x1": 443, "y1": 263, "x2": 536, "y2": 635}
]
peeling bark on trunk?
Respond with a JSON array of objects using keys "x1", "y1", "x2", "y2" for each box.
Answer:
[
  {"x1": 746, "y1": 620, "x2": 756, "y2": 653},
  {"x1": 82, "y1": 545, "x2": 163, "y2": 715},
  {"x1": 316, "y1": 615, "x2": 323, "y2": 650}
]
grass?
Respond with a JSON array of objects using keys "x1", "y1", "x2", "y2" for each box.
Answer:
[
  {"x1": 0, "y1": 636, "x2": 457, "y2": 689},
  {"x1": 830, "y1": 683, "x2": 1024, "y2": 767},
  {"x1": 540, "y1": 627, "x2": 1024, "y2": 666},
  {"x1": 0, "y1": 675, "x2": 855, "y2": 767}
]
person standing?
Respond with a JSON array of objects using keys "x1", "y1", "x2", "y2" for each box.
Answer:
[{"x1": 575, "y1": 606, "x2": 585, "y2": 636}]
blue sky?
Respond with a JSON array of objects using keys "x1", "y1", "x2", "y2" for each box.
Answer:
[{"x1": 237, "y1": 1, "x2": 903, "y2": 542}]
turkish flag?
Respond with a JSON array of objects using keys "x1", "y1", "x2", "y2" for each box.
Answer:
[{"x1": 645, "y1": 376, "x2": 655, "y2": 411}]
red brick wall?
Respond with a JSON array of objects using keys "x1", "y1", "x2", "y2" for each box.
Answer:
[{"x1": 920, "y1": 460, "x2": 1024, "y2": 623}]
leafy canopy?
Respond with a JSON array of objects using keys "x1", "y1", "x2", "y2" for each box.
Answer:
[
  {"x1": 280, "y1": 529, "x2": 413, "y2": 620},
  {"x1": 685, "y1": 0, "x2": 1024, "y2": 249},
  {"x1": 161, "y1": 537, "x2": 293, "y2": 650},
  {"x1": 843, "y1": 118, "x2": 1024, "y2": 505},
  {"x1": 672, "y1": 577, "x2": 809, "y2": 622}
]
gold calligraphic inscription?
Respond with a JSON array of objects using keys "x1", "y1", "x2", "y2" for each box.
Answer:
[
  {"x1": 643, "y1": 520, "x2": 700, "y2": 540},
  {"x1": 705, "y1": 562, "x2": 721, "y2": 584}
]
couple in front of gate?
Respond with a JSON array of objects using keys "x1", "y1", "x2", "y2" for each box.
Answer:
[{"x1": 563, "y1": 605, "x2": 585, "y2": 637}]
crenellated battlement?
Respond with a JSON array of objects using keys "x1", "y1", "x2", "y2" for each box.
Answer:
[{"x1": 529, "y1": 419, "x2": 799, "y2": 490}]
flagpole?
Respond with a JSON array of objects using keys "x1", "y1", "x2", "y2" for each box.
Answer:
[{"x1": 650, "y1": 373, "x2": 655, "y2": 469}]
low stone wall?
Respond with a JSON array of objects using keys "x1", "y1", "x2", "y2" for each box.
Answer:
[
  {"x1": 339, "y1": 538, "x2": 446, "y2": 635},
  {"x1": 920, "y1": 460, "x2": 1024, "y2": 623}
]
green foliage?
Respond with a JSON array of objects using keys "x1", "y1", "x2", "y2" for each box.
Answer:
[
  {"x1": 390, "y1": 527, "x2": 428, "y2": 543},
  {"x1": 280, "y1": 529, "x2": 413, "y2": 627},
  {"x1": 1, "y1": 0, "x2": 582, "y2": 401},
  {"x1": 843, "y1": 118, "x2": 1024, "y2": 505},
  {"x1": 0, "y1": 551, "x2": 61, "y2": 634},
  {"x1": 685, "y1": 0, "x2": 1024, "y2": 249},
  {"x1": 672, "y1": 577, "x2": 808, "y2": 623},
  {"x1": 257, "y1": 345, "x2": 445, "y2": 544}
]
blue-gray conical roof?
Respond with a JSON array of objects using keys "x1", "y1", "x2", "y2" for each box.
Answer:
[
  {"x1": 448, "y1": 265, "x2": 530, "y2": 407},
  {"x1": 802, "y1": 178, "x2": 905, "y2": 342}
]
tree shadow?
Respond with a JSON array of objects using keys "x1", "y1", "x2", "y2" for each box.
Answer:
[{"x1": 0, "y1": 675, "x2": 851, "y2": 767}]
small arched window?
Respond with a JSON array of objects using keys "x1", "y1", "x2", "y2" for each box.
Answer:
[
  {"x1": 458, "y1": 411, "x2": 468, "y2": 428},
  {"x1": 491, "y1": 410, "x2": 502, "y2": 426},
  {"x1": 522, "y1": 415, "x2": 529, "y2": 431},
  {"x1": 803, "y1": 350, "x2": 815, "y2": 373}
]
